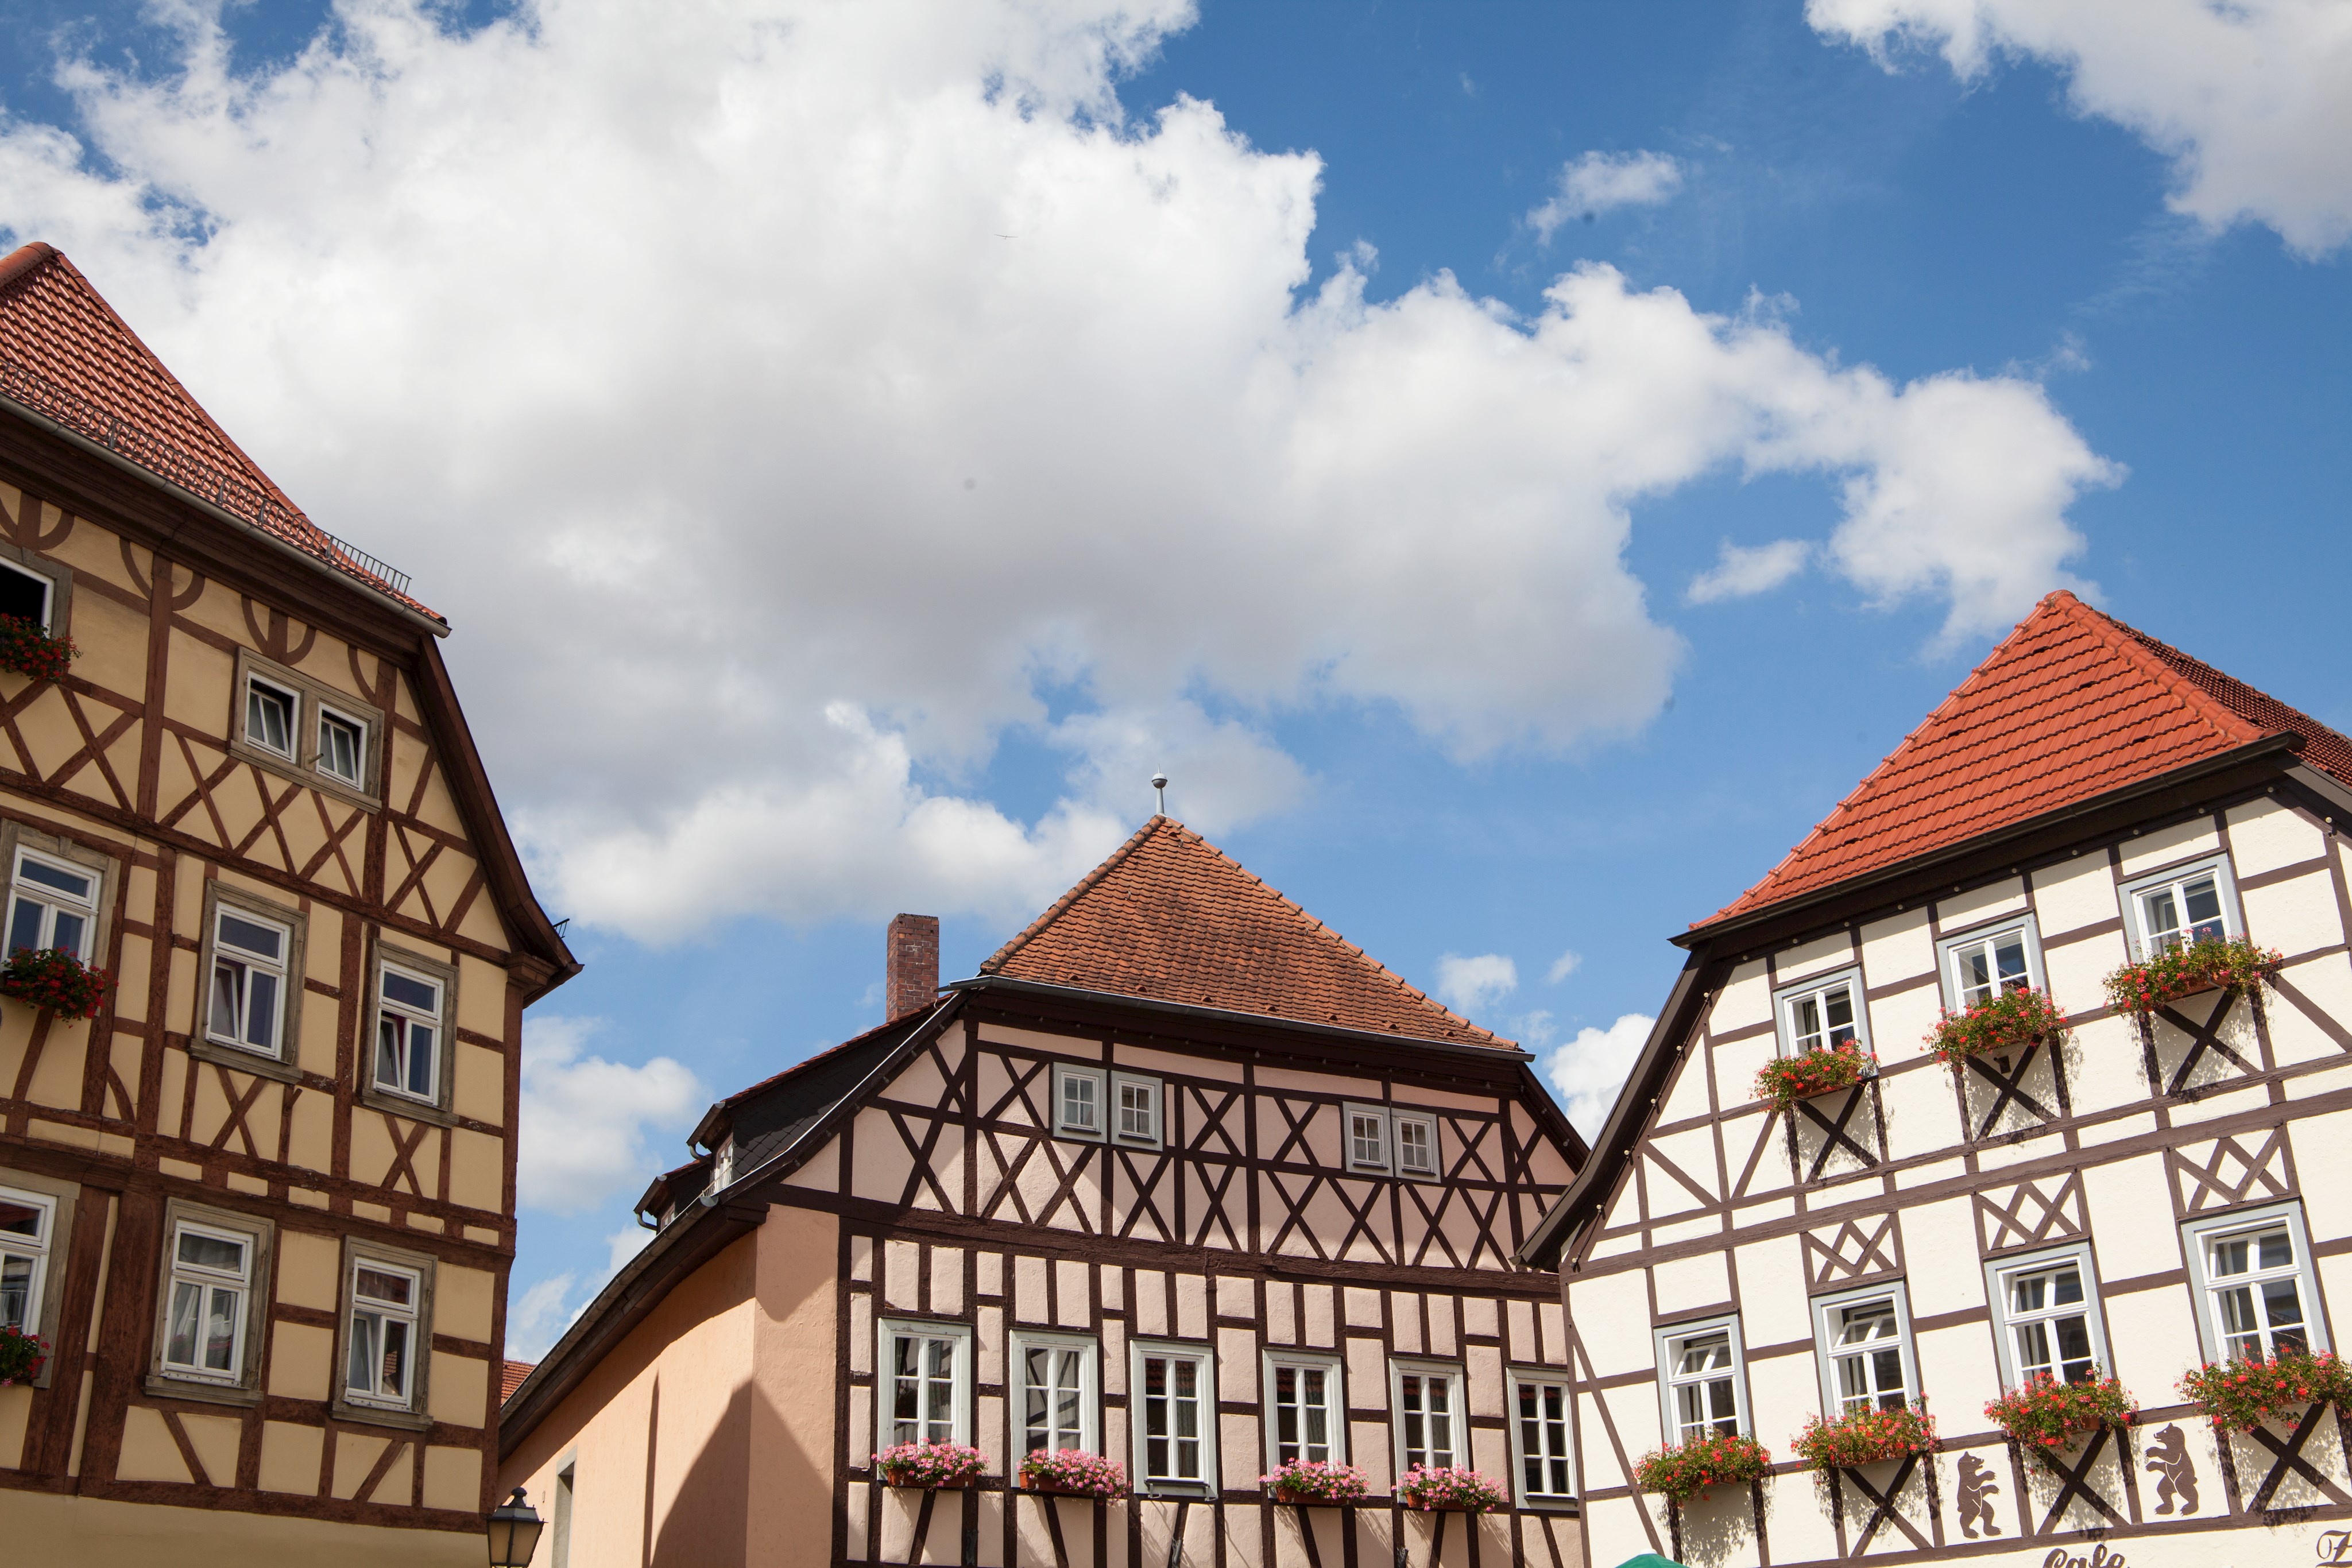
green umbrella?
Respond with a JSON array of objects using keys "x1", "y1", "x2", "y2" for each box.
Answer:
[{"x1": 1612, "y1": 1557, "x2": 1688, "y2": 1568}]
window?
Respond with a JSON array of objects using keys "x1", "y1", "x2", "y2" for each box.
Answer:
[
  {"x1": 1265, "y1": 1352, "x2": 1344, "y2": 1468},
  {"x1": 2185, "y1": 1203, "x2": 2328, "y2": 1364},
  {"x1": 6, "y1": 847, "x2": 97, "y2": 962},
  {"x1": 317, "y1": 706, "x2": 368, "y2": 786},
  {"x1": 345, "y1": 1259, "x2": 422, "y2": 1409},
  {"x1": 878, "y1": 1319, "x2": 971, "y2": 1447},
  {"x1": 1813, "y1": 1284, "x2": 1918, "y2": 1416},
  {"x1": 1778, "y1": 970, "x2": 1867, "y2": 1057},
  {"x1": 1012, "y1": 1331, "x2": 1097, "y2": 1454},
  {"x1": 2124, "y1": 856, "x2": 2241, "y2": 960},
  {"x1": 1052, "y1": 1063, "x2": 1104, "y2": 1140},
  {"x1": 0, "y1": 1184, "x2": 55, "y2": 1334},
  {"x1": 551, "y1": 1461, "x2": 576, "y2": 1568},
  {"x1": 1346, "y1": 1103, "x2": 1390, "y2": 1172},
  {"x1": 1131, "y1": 1341, "x2": 1214, "y2": 1492},
  {"x1": 1986, "y1": 1244, "x2": 2110, "y2": 1388},
  {"x1": 1511, "y1": 1372, "x2": 1577, "y2": 1504},
  {"x1": 206, "y1": 905, "x2": 290, "y2": 1058},
  {"x1": 1941, "y1": 919, "x2": 2041, "y2": 1009},
  {"x1": 1112, "y1": 1071, "x2": 1161, "y2": 1147},
  {"x1": 0, "y1": 560, "x2": 54, "y2": 628},
  {"x1": 1394, "y1": 1112, "x2": 1438, "y2": 1178},
  {"x1": 245, "y1": 676, "x2": 298, "y2": 760},
  {"x1": 1392, "y1": 1361, "x2": 1464, "y2": 1470},
  {"x1": 366, "y1": 946, "x2": 457, "y2": 1113},
  {"x1": 1655, "y1": 1315, "x2": 1749, "y2": 1445},
  {"x1": 160, "y1": 1219, "x2": 255, "y2": 1385}
]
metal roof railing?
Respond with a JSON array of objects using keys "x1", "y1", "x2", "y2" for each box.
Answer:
[{"x1": 0, "y1": 356, "x2": 414, "y2": 600}]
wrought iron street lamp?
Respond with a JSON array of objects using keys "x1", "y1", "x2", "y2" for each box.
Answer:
[{"x1": 486, "y1": 1485, "x2": 546, "y2": 1566}]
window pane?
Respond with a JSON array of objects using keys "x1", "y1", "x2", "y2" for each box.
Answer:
[
  {"x1": 2183, "y1": 877, "x2": 2224, "y2": 941},
  {"x1": 355, "y1": 1267, "x2": 412, "y2": 1306},
  {"x1": 0, "y1": 564, "x2": 49, "y2": 626},
  {"x1": 1791, "y1": 996, "x2": 1820, "y2": 1048},
  {"x1": 49, "y1": 911, "x2": 83, "y2": 960},
  {"x1": 376, "y1": 1017, "x2": 404, "y2": 1089},
  {"x1": 17, "y1": 860, "x2": 91, "y2": 900},
  {"x1": 320, "y1": 715, "x2": 362, "y2": 781},
  {"x1": 380, "y1": 1317, "x2": 410, "y2": 1399},
  {"x1": 246, "y1": 971, "x2": 278, "y2": 1052},
  {"x1": 1994, "y1": 934, "x2": 2029, "y2": 988},
  {"x1": 1, "y1": 1253, "x2": 30, "y2": 1329},
  {"x1": 382, "y1": 972, "x2": 439, "y2": 1012},
  {"x1": 167, "y1": 1280, "x2": 202, "y2": 1365},
  {"x1": 0, "y1": 1199, "x2": 37, "y2": 1238},
  {"x1": 2258, "y1": 1232, "x2": 2294, "y2": 1270},
  {"x1": 2212, "y1": 1236, "x2": 2250, "y2": 1277},
  {"x1": 2145, "y1": 887, "x2": 2180, "y2": 943},
  {"x1": 406, "y1": 1026, "x2": 435, "y2": 1097},
  {"x1": 210, "y1": 959, "x2": 246, "y2": 1040},
  {"x1": 177, "y1": 1230, "x2": 246, "y2": 1274},
  {"x1": 249, "y1": 684, "x2": 293, "y2": 753},
  {"x1": 6, "y1": 896, "x2": 41, "y2": 955},
  {"x1": 203, "y1": 1286, "x2": 239, "y2": 1370},
  {"x1": 349, "y1": 1311, "x2": 380, "y2": 1393}
]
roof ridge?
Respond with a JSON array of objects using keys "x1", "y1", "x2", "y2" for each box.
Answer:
[
  {"x1": 980, "y1": 815, "x2": 1167, "y2": 975},
  {"x1": 0, "y1": 243, "x2": 59, "y2": 300}
]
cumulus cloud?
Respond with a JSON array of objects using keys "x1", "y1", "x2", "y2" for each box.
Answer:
[
  {"x1": 1544, "y1": 1012, "x2": 1655, "y2": 1140},
  {"x1": 1545, "y1": 949, "x2": 1583, "y2": 984},
  {"x1": 1808, "y1": 0, "x2": 2352, "y2": 256},
  {"x1": 517, "y1": 1016, "x2": 704, "y2": 1214},
  {"x1": 1529, "y1": 150, "x2": 1684, "y2": 240},
  {"x1": 506, "y1": 1273, "x2": 577, "y2": 1362},
  {"x1": 0, "y1": 1, "x2": 2114, "y2": 939},
  {"x1": 1434, "y1": 953, "x2": 1518, "y2": 1016},
  {"x1": 1688, "y1": 538, "x2": 1811, "y2": 604}
]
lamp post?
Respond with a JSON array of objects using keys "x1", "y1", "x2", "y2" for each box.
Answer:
[{"x1": 486, "y1": 1485, "x2": 546, "y2": 1567}]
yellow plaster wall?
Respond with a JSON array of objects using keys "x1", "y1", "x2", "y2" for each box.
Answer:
[
  {"x1": 257, "y1": 1420, "x2": 324, "y2": 1495},
  {"x1": 2, "y1": 1489, "x2": 486, "y2": 1567}
]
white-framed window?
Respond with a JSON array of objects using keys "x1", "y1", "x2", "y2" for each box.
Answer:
[
  {"x1": 2184, "y1": 1203, "x2": 2327, "y2": 1363},
  {"x1": 374, "y1": 961, "x2": 444, "y2": 1104},
  {"x1": 1391, "y1": 1360, "x2": 1465, "y2": 1471},
  {"x1": 2123, "y1": 855, "x2": 2242, "y2": 959},
  {"x1": 1011, "y1": 1330, "x2": 1098, "y2": 1455},
  {"x1": 1053, "y1": 1063, "x2": 1105, "y2": 1141},
  {"x1": 344, "y1": 1257, "x2": 423, "y2": 1410},
  {"x1": 1775, "y1": 969, "x2": 1869, "y2": 1057},
  {"x1": 1129, "y1": 1339, "x2": 1216, "y2": 1492},
  {"x1": 1985, "y1": 1242, "x2": 2110, "y2": 1387},
  {"x1": 1654, "y1": 1314, "x2": 1749, "y2": 1444},
  {"x1": 6, "y1": 847, "x2": 97, "y2": 962},
  {"x1": 206, "y1": 904, "x2": 289, "y2": 1058},
  {"x1": 316, "y1": 704, "x2": 368, "y2": 787},
  {"x1": 1345, "y1": 1103, "x2": 1391, "y2": 1172},
  {"x1": 1111, "y1": 1071, "x2": 1161, "y2": 1148},
  {"x1": 0, "y1": 559, "x2": 55, "y2": 629},
  {"x1": 1264, "y1": 1350, "x2": 1345, "y2": 1468},
  {"x1": 161, "y1": 1219, "x2": 256, "y2": 1385},
  {"x1": 244, "y1": 675, "x2": 299, "y2": 760},
  {"x1": 1510, "y1": 1370, "x2": 1577, "y2": 1505},
  {"x1": 0, "y1": 1184, "x2": 56, "y2": 1334},
  {"x1": 1940, "y1": 917, "x2": 2042, "y2": 1009},
  {"x1": 1812, "y1": 1282, "x2": 1918, "y2": 1416},
  {"x1": 1394, "y1": 1111, "x2": 1438, "y2": 1178},
  {"x1": 878, "y1": 1318, "x2": 972, "y2": 1447}
]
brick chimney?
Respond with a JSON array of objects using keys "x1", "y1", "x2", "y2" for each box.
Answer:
[{"x1": 885, "y1": 914, "x2": 941, "y2": 1021}]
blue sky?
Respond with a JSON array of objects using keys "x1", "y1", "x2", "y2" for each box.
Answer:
[{"x1": 2, "y1": 1, "x2": 2345, "y2": 1356}]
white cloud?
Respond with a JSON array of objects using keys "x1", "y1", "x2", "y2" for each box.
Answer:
[
  {"x1": 608, "y1": 1225, "x2": 653, "y2": 1276},
  {"x1": 1688, "y1": 538, "x2": 1811, "y2": 604},
  {"x1": 1545, "y1": 949, "x2": 1583, "y2": 984},
  {"x1": 1543, "y1": 1012, "x2": 1655, "y2": 1140},
  {"x1": 506, "y1": 1272, "x2": 578, "y2": 1362},
  {"x1": 1529, "y1": 150, "x2": 1685, "y2": 241},
  {"x1": 1808, "y1": 0, "x2": 2352, "y2": 256},
  {"x1": 517, "y1": 1016, "x2": 704, "y2": 1214},
  {"x1": 1433, "y1": 952, "x2": 1518, "y2": 1016},
  {"x1": 0, "y1": 2, "x2": 2114, "y2": 939}
]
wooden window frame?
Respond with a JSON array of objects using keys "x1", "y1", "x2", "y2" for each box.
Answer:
[
  {"x1": 145, "y1": 1197, "x2": 273, "y2": 1408},
  {"x1": 1392, "y1": 1110, "x2": 1440, "y2": 1179},
  {"x1": 1110, "y1": 1071, "x2": 1162, "y2": 1149},
  {"x1": 0, "y1": 820, "x2": 114, "y2": 967},
  {"x1": 1507, "y1": 1366, "x2": 1579, "y2": 1508},
  {"x1": 1262, "y1": 1347, "x2": 1347, "y2": 1470},
  {"x1": 1937, "y1": 914, "x2": 2046, "y2": 1012},
  {"x1": 1811, "y1": 1280, "x2": 1919, "y2": 1418},
  {"x1": 1008, "y1": 1327, "x2": 1100, "y2": 1457},
  {"x1": 2183, "y1": 1201, "x2": 2329, "y2": 1364},
  {"x1": 330, "y1": 1234, "x2": 438, "y2": 1428},
  {"x1": 227, "y1": 648, "x2": 386, "y2": 811},
  {"x1": 1053, "y1": 1063, "x2": 1107, "y2": 1143},
  {"x1": 2121, "y1": 853, "x2": 2245, "y2": 961},
  {"x1": 189, "y1": 880, "x2": 308, "y2": 1083},
  {"x1": 1983, "y1": 1240, "x2": 2111, "y2": 1389},
  {"x1": 876, "y1": 1316, "x2": 973, "y2": 1449},
  {"x1": 1128, "y1": 1337, "x2": 1217, "y2": 1496},
  {"x1": 1389, "y1": 1357, "x2": 1467, "y2": 1473},
  {"x1": 0, "y1": 1165, "x2": 77, "y2": 1390},
  {"x1": 1653, "y1": 1312, "x2": 1751, "y2": 1446},
  {"x1": 1345, "y1": 1103, "x2": 1392, "y2": 1174},
  {"x1": 1774, "y1": 966, "x2": 1871, "y2": 1059},
  {"x1": 359, "y1": 938, "x2": 460, "y2": 1123},
  {"x1": 0, "y1": 542, "x2": 72, "y2": 637}
]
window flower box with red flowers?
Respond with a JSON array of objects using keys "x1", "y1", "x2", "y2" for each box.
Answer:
[
  {"x1": 1792, "y1": 1403, "x2": 1937, "y2": 1472},
  {"x1": 0, "y1": 1325, "x2": 48, "y2": 1386},
  {"x1": 0, "y1": 615, "x2": 75, "y2": 684},
  {"x1": 1017, "y1": 1450, "x2": 1127, "y2": 1498},
  {"x1": 1260, "y1": 1459, "x2": 1369, "y2": 1505},
  {"x1": 874, "y1": 1441, "x2": 987, "y2": 1489},
  {"x1": 1631, "y1": 1433, "x2": 1773, "y2": 1504},
  {"x1": 1394, "y1": 1465, "x2": 1507, "y2": 1513},
  {"x1": 1927, "y1": 988, "x2": 2070, "y2": 1068},
  {"x1": 2104, "y1": 936, "x2": 2283, "y2": 1018},
  {"x1": 0, "y1": 947, "x2": 111, "y2": 1020},
  {"x1": 2178, "y1": 1349, "x2": 2351, "y2": 1434},
  {"x1": 1984, "y1": 1370, "x2": 2134, "y2": 1451},
  {"x1": 1755, "y1": 1042, "x2": 1875, "y2": 1112}
]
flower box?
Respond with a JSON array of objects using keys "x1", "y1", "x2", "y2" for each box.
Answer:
[
  {"x1": 1792, "y1": 1403, "x2": 1936, "y2": 1472},
  {"x1": 1927, "y1": 988, "x2": 2069, "y2": 1067},
  {"x1": 1631, "y1": 1433, "x2": 1773, "y2": 1503},
  {"x1": 1754, "y1": 1042, "x2": 1875, "y2": 1112},
  {"x1": 0, "y1": 1325, "x2": 48, "y2": 1386},
  {"x1": 874, "y1": 1441, "x2": 987, "y2": 1489},
  {"x1": 1018, "y1": 1450, "x2": 1127, "y2": 1499},
  {"x1": 1984, "y1": 1370, "x2": 2134, "y2": 1450},
  {"x1": 0, "y1": 947, "x2": 111, "y2": 1020},
  {"x1": 0, "y1": 615, "x2": 76, "y2": 684},
  {"x1": 2178, "y1": 1349, "x2": 2350, "y2": 1434},
  {"x1": 1261, "y1": 1459, "x2": 1369, "y2": 1505},
  {"x1": 2104, "y1": 937, "x2": 2283, "y2": 1017},
  {"x1": 1394, "y1": 1465, "x2": 1507, "y2": 1513}
]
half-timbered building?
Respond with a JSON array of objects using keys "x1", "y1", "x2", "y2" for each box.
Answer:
[
  {"x1": 501, "y1": 817, "x2": 1585, "y2": 1568},
  {"x1": 0, "y1": 242, "x2": 577, "y2": 1562},
  {"x1": 1521, "y1": 591, "x2": 2352, "y2": 1567}
]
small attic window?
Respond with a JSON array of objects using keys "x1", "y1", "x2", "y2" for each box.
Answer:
[{"x1": 0, "y1": 560, "x2": 53, "y2": 629}]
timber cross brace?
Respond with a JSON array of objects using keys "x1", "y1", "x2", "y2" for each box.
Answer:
[{"x1": 1790, "y1": 1081, "x2": 1881, "y2": 1183}]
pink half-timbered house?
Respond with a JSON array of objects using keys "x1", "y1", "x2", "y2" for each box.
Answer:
[{"x1": 500, "y1": 817, "x2": 1585, "y2": 1568}]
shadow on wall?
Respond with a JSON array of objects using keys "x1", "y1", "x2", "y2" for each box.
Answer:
[{"x1": 651, "y1": 1381, "x2": 753, "y2": 1565}]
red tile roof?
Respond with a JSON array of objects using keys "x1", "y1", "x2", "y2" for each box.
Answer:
[
  {"x1": 1699, "y1": 591, "x2": 2352, "y2": 928},
  {"x1": 982, "y1": 816, "x2": 1510, "y2": 1047},
  {"x1": 0, "y1": 242, "x2": 438, "y2": 620},
  {"x1": 501, "y1": 1359, "x2": 535, "y2": 1404}
]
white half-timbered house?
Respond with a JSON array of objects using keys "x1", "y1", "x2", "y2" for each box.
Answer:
[
  {"x1": 1520, "y1": 591, "x2": 2352, "y2": 1567},
  {"x1": 501, "y1": 817, "x2": 1585, "y2": 1568}
]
